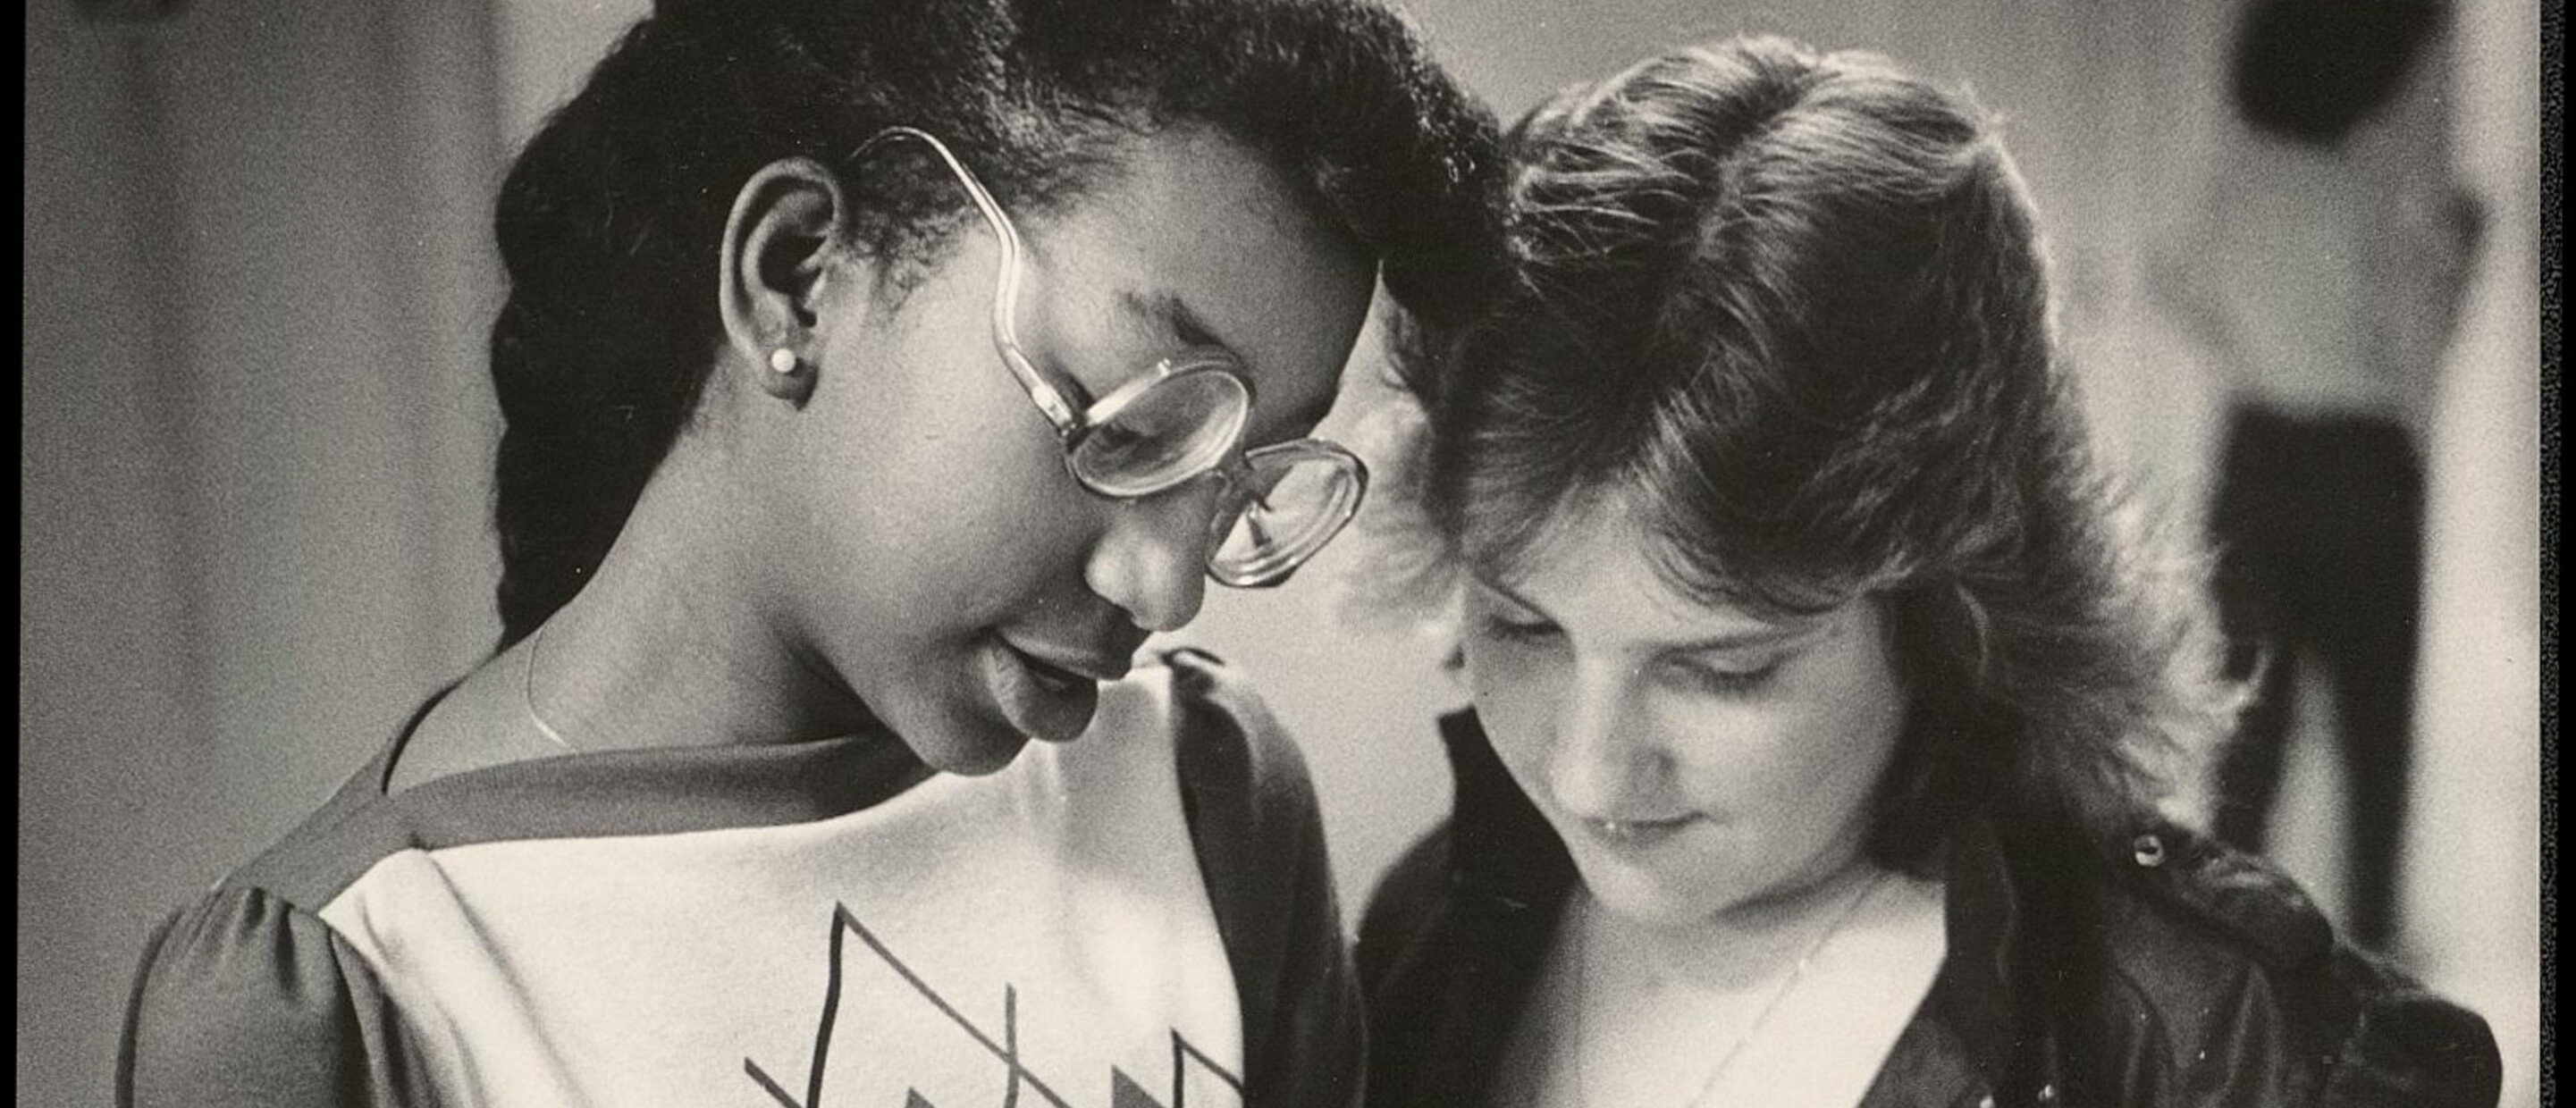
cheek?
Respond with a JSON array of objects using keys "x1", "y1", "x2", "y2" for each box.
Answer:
[
  {"x1": 1755, "y1": 611, "x2": 1907, "y2": 784},
  {"x1": 1814, "y1": 626, "x2": 1911, "y2": 795},
  {"x1": 831, "y1": 437, "x2": 1057, "y2": 557},
  {"x1": 803, "y1": 403, "x2": 1101, "y2": 626},
  {"x1": 1664, "y1": 684, "x2": 1907, "y2": 821}
]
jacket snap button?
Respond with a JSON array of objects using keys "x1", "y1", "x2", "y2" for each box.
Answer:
[
  {"x1": 2132, "y1": 833, "x2": 2167, "y2": 867},
  {"x1": 2038, "y1": 1083, "x2": 2058, "y2": 1102}
]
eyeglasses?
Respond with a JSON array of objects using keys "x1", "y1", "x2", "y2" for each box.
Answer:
[{"x1": 850, "y1": 127, "x2": 1368, "y2": 588}]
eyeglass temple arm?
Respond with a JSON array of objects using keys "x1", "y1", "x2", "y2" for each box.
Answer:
[{"x1": 854, "y1": 127, "x2": 1081, "y2": 432}]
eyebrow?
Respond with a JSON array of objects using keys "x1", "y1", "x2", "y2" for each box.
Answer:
[
  {"x1": 1119, "y1": 288, "x2": 1337, "y2": 432},
  {"x1": 1470, "y1": 573, "x2": 1825, "y2": 653},
  {"x1": 1122, "y1": 289, "x2": 1240, "y2": 360}
]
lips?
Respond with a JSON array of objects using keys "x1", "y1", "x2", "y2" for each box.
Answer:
[
  {"x1": 1576, "y1": 814, "x2": 1699, "y2": 852},
  {"x1": 1007, "y1": 642, "x2": 1132, "y2": 686},
  {"x1": 982, "y1": 636, "x2": 1132, "y2": 745}
]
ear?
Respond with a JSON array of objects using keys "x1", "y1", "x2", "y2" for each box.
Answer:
[{"x1": 719, "y1": 157, "x2": 850, "y2": 407}]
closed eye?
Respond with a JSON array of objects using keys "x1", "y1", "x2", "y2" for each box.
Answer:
[
  {"x1": 1083, "y1": 419, "x2": 1151, "y2": 454},
  {"x1": 1662, "y1": 656, "x2": 1780, "y2": 698},
  {"x1": 1477, "y1": 615, "x2": 1561, "y2": 644}
]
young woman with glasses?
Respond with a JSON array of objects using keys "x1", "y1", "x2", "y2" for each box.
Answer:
[
  {"x1": 1352, "y1": 36, "x2": 2499, "y2": 1107},
  {"x1": 117, "y1": 1, "x2": 1497, "y2": 1104}
]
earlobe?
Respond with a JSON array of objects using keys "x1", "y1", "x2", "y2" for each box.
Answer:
[
  {"x1": 719, "y1": 157, "x2": 852, "y2": 407},
  {"x1": 759, "y1": 346, "x2": 810, "y2": 404}
]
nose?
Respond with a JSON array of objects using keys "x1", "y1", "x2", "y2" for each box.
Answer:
[
  {"x1": 1084, "y1": 483, "x2": 1218, "y2": 633},
  {"x1": 1547, "y1": 671, "x2": 1665, "y2": 818}
]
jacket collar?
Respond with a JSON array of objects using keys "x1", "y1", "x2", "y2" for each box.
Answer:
[
  {"x1": 1433, "y1": 708, "x2": 2035, "y2": 1102},
  {"x1": 1437, "y1": 709, "x2": 1577, "y2": 910}
]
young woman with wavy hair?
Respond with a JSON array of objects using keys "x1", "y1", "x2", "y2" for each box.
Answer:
[{"x1": 1355, "y1": 35, "x2": 2498, "y2": 1108}]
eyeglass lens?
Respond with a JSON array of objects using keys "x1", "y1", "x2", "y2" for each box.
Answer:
[
  {"x1": 1208, "y1": 449, "x2": 1364, "y2": 585},
  {"x1": 1068, "y1": 367, "x2": 1359, "y2": 584},
  {"x1": 1069, "y1": 370, "x2": 1250, "y2": 498}
]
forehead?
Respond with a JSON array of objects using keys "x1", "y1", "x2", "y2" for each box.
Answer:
[
  {"x1": 1489, "y1": 498, "x2": 1783, "y2": 643},
  {"x1": 1037, "y1": 128, "x2": 1374, "y2": 416}
]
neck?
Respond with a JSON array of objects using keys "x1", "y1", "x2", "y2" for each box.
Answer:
[{"x1": 522, "y1": 457, "x2": 878, "y2": 752}]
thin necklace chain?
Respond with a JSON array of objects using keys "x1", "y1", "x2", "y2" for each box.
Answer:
[
  {"x1": 1577, "y1": 868, "x2": 1891, "y2": 1107},
  {"x1": 522, "y1": 621, "x2": 577, "y2": 751}
]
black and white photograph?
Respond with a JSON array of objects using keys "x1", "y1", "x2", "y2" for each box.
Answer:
[{"x1": 23, "y1": 0, "x2": 2547, "y2": 1104}]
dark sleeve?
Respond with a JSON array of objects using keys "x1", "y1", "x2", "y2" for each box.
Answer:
[
  {"x1": 2099, "y1": 827, "x2": 2504, "y2": 1108},
  {"x1": 2311, "y1": 947, "x2": 2504, "y2": 1108},
  {"x1": 1166, "y1": 648, "x2": 1366, "y2": 1108},
  {"x1": 118, "y1": 886, "x2": 431, "y2": 1108}
]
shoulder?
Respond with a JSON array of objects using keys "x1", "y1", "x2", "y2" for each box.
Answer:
[
  {"x1": 121, "y1": 883, "x2": 422, "y2": 1107},
  {"x1": 1151, "y1": 645, "x2": 1332, "y2": 924},
  {"x1": 2069, "y1": 825, "x2": 2336, "y2": 994},
  {"x1": 1151, "y1": 647, "x2": 1366, "y2": 1107},
  {"x1": 121, "y1": 743, "x2": 434, "y2": 1107},
  {"x1": 2040, "y1": 824, "x2": 2502, "y2": 1105},
  {"x1": 1158, "y1": 645, "x2": 1325, "y2": 833}
]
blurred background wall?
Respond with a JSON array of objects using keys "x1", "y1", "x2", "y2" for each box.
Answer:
[{"x1": 21, "y1": 1, "x2": 2543, "y2": 1104}]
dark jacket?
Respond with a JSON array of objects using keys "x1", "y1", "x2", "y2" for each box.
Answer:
[{"x1": 1357, "y1": 711, "x2": 2502, "y2": 1108}]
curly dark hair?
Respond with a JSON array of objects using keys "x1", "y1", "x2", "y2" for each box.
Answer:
[
  {"x1": 489, "y1": 0, "x2": 1503, "y2": 643},
  {"x1": 1375, "y1": 36, "x2": 2239, "y2": 867}
]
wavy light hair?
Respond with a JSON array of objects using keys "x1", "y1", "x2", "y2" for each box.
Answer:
[{"x1": 1363, "y1": 36, "x2": 2241, "y2": 865}]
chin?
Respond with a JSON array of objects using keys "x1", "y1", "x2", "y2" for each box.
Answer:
[
  {"x1": 884, "y1": 705, "x2": 1037, "y2": 777},
  {"x1": 1570, "y1": 852, "x2": 1708, "y2": 927},
  {"x1": 1577, "y1": 840, "x2": 1813, "y2": 933},
  {"x1": 920, "y1": 729, "x2": 1032, "y2": 776},
  {"x1": 1603, "y1": 890, "x2": 1728, "y2": 931}
]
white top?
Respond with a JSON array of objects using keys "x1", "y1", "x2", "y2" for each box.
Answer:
[
  {"x1": 314, "y1": 670, "x2": 1245, "y2": 1108},
  {"x1": 1697, "y1": 874, "x2": 1947, "y2": 1106},
  {"x1": 1496, "y1": 873, "x2": 1947, "y2": 1108}
]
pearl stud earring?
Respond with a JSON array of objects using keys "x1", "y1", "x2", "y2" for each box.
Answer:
[{"x1": 768, "y1": 348, "x2": 799, "y2": 374}]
